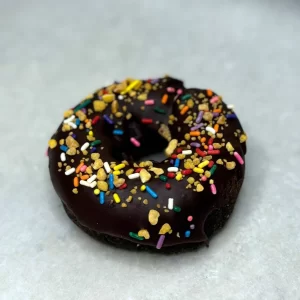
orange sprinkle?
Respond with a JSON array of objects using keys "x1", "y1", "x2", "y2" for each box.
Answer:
[
  {"x1": 76, "y1": 162, "x2": 84, "y2": 173},
  {"x1": 200, "y1": 137, "x2": 206, "y2": 143},
  {"x1": 204, "y1": 145, "x2": 208, "y2": 150},
  {"x1": 85, "y1": 119, "x2": 90, "y2": 123},
  {"x1": 214, "y1": 124, "x2": 219, "y2": 133},
  {"x1": 213, "y1": 109, "x2": 221, "y2": 113},
  {"x1": 180, "y1": 106, "x2": 189, "y2": 115},
  {"x1": 207, "y1": 89, "x2": 213, "y2": 97},
  {"x1": 190, "y1": 131, "x2": 201, "y2": 137},
  {"x1": 73, "y1": 177, "x2": 79, "y2": 187},
  {"x1": 81, "y1": 174, "x2": 89, "y2": 180},
  {"x1": 161, "y1": 94, "x2": 168, "y2": 104}
]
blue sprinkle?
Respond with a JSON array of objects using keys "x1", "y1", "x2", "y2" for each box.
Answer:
[
  {"x1": 113, "y1": 129, "x2": 124, "y2": 135},
  {"x1": 226, "y1": 114, "x2": 237, "y2": 119},
  {"x1": 60, "y1": 145, "x2": 68, "y2": 152},
  {"x1": 75, "y1": 118, "x2": 80, "y2": 126},
  {"x1": 100, "y1": 192, "x2": 105, "y2": 204},
  {"x1": 109, "y1": 174, "x2": 114, "y2": 190},
  {"x1": 104, "y1": 114, "x2": 114, "y2": 125},
  {"x1": 90, "y1": 147, "x2": 97, "y2": 153},
  {"x1": 185, "y1": 230, "x2": 191, "y2": 238},
  {"x1": 145, "y1": 186, "x2": 158, "y2": 199},
  {"x1": 174, "y1": 158, "x2": 180, "y2": 168},
  {"x1": 71, "y1": 134, "x2": 77, "y2": 139}
]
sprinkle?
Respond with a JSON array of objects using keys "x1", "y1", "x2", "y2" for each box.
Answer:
[
  {"x1": 63, "y1": 115, "x2": 75, "y2": 123},
  {"x1": 90, "y1": 181, "x2": 97, "y2": 188},
  {"x1": 167, "y1": 172, "x2": 175, "y2": 178},
  {"x1": 210, "y1": 96, "x2": 219, "y2": 104},
  {"x1": 94, "y1": 189, "x2": 100, "y2": 195},
  {"x1": 185, "y1": 230, "x2": 191, "y2": 238},
  {"x1": 196, "y1": 148, "x2": 206, "y2": 157},
  {"x1": 81, "y1": 175, "x2": 89, "y2": 180},
  {"x1": 234, "y1": 151, "x2": 244, "y2": 165},
  {"x1": 159, "y1": 175, "x2": 167, "y2": 182},
  {"x1": 109, "y1": 174, "x2": 114, "y2": 190},
  {"x1": 174, "y1": 206, "x2": 181, "y2": 212},
  {"x1": 213, "y1": 109, "x2": 222, "y2": 113},
  {"x1": 113, "y1": 170, "x2": 121, "y2": 175},
  {"x1": 129, "y1": 232, "x2": 144, "y2": 241},
  {"x1": 65, "y1": 168, "x2": 75, "y2": 176},
  {"x1": 73, "y1": 99, "x2": 92, "y2": 113},
  {"x1": 214, "y1": 124, "x2": 219, "y2": 133},
  {"x1": 154, "y1": 107, "x2": 166, "y2": 114},
  {"x1": 60, "y1": 153, "x2": 66, "y2": 162},
  {"x1": 113, "y1": 193, "x2": 121, "y2": 203},
  {"x1": 190, "y1": 123, "x2": 203, "y2": 131},
  {"x1": 100, "y1": 191, "x2": 105, "y2": 204},
  {"x1": 91, "y1": 140, "x2": 101, "y2": 147},
  {"x1": 140, "y1": 185, "x2": 146, "y2": 191},
  {"x1": 161, "y1": 94, "x2": 168, "y2": 104},
  {"x1": 76, "y1": 162, "x2": 84, "y2": 173},
  {"x1": 213, "y1": 112, "x2": 219, "y2": 117},
  {"x1": 175, "y1": 173, "x2": 183, "y2": 181},
  {"x1": 166, "y1": 199, "x2": 174, "y2": 211},
  {"x1": 187, "y1": 216, "x2": 193, "y2": 222},
  {"x1": 81, "y1": 142, "x2": 89, "y2": 151},
  {"x1": 167, "y1": 167, "x2": 178, "y2": 172},
  {"x1": 211, "y1": 184, "x2": 217, "y2": 194},
  {"x1": 167, "y1": 87, "x2": 175, "y2": 93},
  {"x1": 200, "y1": 137, "x2": 206, "y2": 143},
  {"x1": 113, "y1": 129, "x2": 124, "y2": 135},
  {"x1": 193, "y1": 167, "x2": 204, "y2": 174},
  {"x1": 210, "y1": 165, "x2": 217, "y2": 176},
  {"x1": 88, "y1": 131, "x2": 94, "y2": 137},
  {"x1": 130, "y1": 137, "x2": 140, "y2": 147},
  {"x1": 227, "y1": 104, "x2": 235, "y2": 109},
  {"x1": 180, "y1": 106, "x2": 189, "y2": 115},
  {"x1": 103, "y1": 114, "x2": 114, "y2": 125},
  {"x1": 128, "y1": 173, "x2": 140, "y2": 180},
  {"x1": 73, "y1": 177, "x2": 79, "y2": 187},
  {"x1": 145, "y1": 99, "x2": 155, "y2": 105},
  {"x1": 80, "y1": 165, "x2": 87, "y2": 172},
  {"x1": 207, "y1": 90, "x2": 213, "y2": 97},
  {"x1": 207, "y1": 150, "x2": 220, "y2": 155},
  {"x1": 114, "y1": 163, "x2": 125, "y2": 171},
  {"x1": 174, "y1": 159, "x2": 180, "y2": 168},
  {"x1": 182, "y1": 150, "x2": 192, "y2": 155},
  {"x1": 156, "y1": 235, "x2": 165, "y2": 249},
  {"x1": 141, "y1": 118, "x2": 153, "y2": 124},
  {"x1": 60, "y1": 145, "x2": 68, "y2": 152},
  {"x1": 92, "y1": 115, "x2": 100, "y2": 125},
  {"x1": 135, "y1": 168, "x2": 142, "y2": 173},
  {"x1": 177, "y1": 89, "x2": 183, "y2": 95},
  {"x1": 118, "y1": 183, "x2": 127, "y2": 190},
  {"x1": 181, "y1": 94, "x2": 191, "y2": 101},
  {"x1": 87, "y1": 174, "x2": 97, "y2": 183},
  {"x1": 165, "y1": 183, "x2": 171, "y2": 189},
  {"x1": 145, "y1": 186, "x2": 158, "y2": 199},
  {"x1": 75, "y1": 119, "x2": 80, "y2": 126},
  {"x1": 121, "y1": 80, "x2": 142, "y2": 95},
  {"x1": 206, "y1": 126, "x2": 216, "y2": 134},
  {"x1": 226, "y1": 114, "x2": 237, "y2": 119},
  {"x1": 68, "y1": 122, "x2": 77, "y2": 129},
  {"x1": 190, "y1": 142, "x2": 201, "y2": 148},
  {"x1": 208, "y1": 137, "x2": 214, "y2": 145},
  {"x1": 104, "y1": 162, "x2": 111, "y2": 173},
  {"x1": 181, "y1": 169, "x2": 192, "y2": 175},
  {"x1": 196, "y1": 111, "x2": 204, "y2": 123},
  {"x1": 80, "y1": 180, "x2": 90, "y2": 187},
  {"x1": 198, "y1": 160, "x2": 209, "y2": 169},
  {"x1": 190, "y1": 131, "x2": 200, "y2": 137},
  {"x1": 208, "y1": 161, "x2": 214, "y2": 168},
  {"x1": 190, "y1": 224, "x2": 195, "y2": 230}
]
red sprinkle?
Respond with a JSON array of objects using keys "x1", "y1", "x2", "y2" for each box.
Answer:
[
  {"x1": 141, "y1": 118, "x2": 153, "y2": 124},
  {"x1": 92, "y1": 115, "x2": 100, "y2": 125},
  {"x1": 102, "y1": 89, "x2": 107, "y2": 95},
  {"x1": 118, "y1": 183, "x2": 127, "y2": 190},
  {"x1": 171, "y1": 154, "x2": 177, "y2": 159},
  {"x1": 181, "y1": 169, "x2": 193, "y2": 175},
  {"x1": 196, "y1": 148, "x2": 206, "y2": 157},
  {"x1": 207, "y1": 150, "x2": 220, "y2": 155},
  {"x1": 176, "y1": 148, "x2": 182, "y2": 154},
  {"x1": 208, "y1": 161, "x2": 214, "y2": 168},
  {"x1": 165, "y1": 183, "x2": 171, "y2": 189},
  {"x1": 135, "y1": 168, "x2": 142, "y2": 173},
  {"x1": 208, "y1": 138, "x2": 214, "y2": 145},
  {"x1": 167, "y1": 172, "x2": 176, "y2": 179}
]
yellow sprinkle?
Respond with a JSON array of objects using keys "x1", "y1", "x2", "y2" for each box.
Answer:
[
  {"x1": 198, "y1": 160, "x2": 209, "y2": 169},
  {"x1": 193, "y1": 167, "x2": 204, "y2": 174},
  {"x1": 48, "y1": 139, "x2": 57, "y2": 149},
  {"x1": 94, "y1": 189, "x2": 100, "y2": 195},
  {"x1": 175, "y1": 173, "x2": 183, "y2": 181},
  {"x1": 120, "y1": 80, "x2": 142, "y2": 94},
  {"x1": 113, "y1": 193, "x2": 121, "y2": 203},
  {"x1": 114, "y1": 163, "x2": 125, "y2": 171},
  {"x1": 140, "y1": 185, "x2": 146, "y2": 191},
  {"x1": 88, "y1": 131, "x2": 94, "y2": 136},
  {"x1": 113, "y1": 170, "x2": 121, "y2": 175},
  {"x1": 102, "y1": 94, "x2": 115, "y2": 103}
]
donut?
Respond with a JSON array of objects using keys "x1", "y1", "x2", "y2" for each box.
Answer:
[{"x1": 48, "y1": 76, "x2": 247, "y2": 251}]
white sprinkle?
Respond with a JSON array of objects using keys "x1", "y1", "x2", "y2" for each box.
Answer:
[
  {"x1": 104, "y1": 162, "x2": 111, "y2": 173},
  {"x1": 128, "y1": 173, "x2": 140, "y2": 180},
  {"x1": 168, "y1": 167, "x2": 178, "y2": 172},
  {"x1": 168, "y1": 198, "x2": 174, "y2": 210},
  {"x1": 182, "y1": 150, "x2": 192, "y2": 155},
  {"x1": 80, "y1": 180, "x2": 90, "y2": 187},
  {"x1": 65, "y1": 168, "x2": 75, "y2": 176},
  {"x1": 90, "y1": 181, "x2": 97, "y2": 188},
  {"x1": 81, "y1": 142, "x2": 90, "y2": 151},
  {"x1": 63, "y1": 115, "x2": 75, "y2": 123},
  {"x1": 118, "y1": 95, "x2": 124, "y2": 100},
  {"x1": 68, "y1": 122, "x2": 77, "y2": 129},
  {"x1": 87, "y1": 174, "x2": 97, "y2": 183},
  {"x1": 60, "y1": 152, "x2": 66, "y2": 162},
  {"x1": 227, "y1": 104, "x2": 235, "y2": 109},
  {"x1": 206, "y1": 126, "x2": 216, "y2": 134}
]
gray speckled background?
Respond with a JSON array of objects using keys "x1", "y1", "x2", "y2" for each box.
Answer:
[{"x1": 1, "y1": 0, "x2": 300, "y2": 299}]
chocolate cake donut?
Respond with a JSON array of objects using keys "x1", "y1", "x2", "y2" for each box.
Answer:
[{"x1": 48, "y1": 76, "x2": 247, "y2": 251}]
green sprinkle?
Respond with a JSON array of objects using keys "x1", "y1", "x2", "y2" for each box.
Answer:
[
  {"x1": 159, "y1": 175, "x2": 167, "y2": 182},
  {"x1": 129, "y1": 232, "x2": 144, "y2": 241},
  {"x1": 73, "y1": 99, "x2": 92, "y2": 112},
  {"x1": 173, "y1": 206, "x2": 181, "y2": 212},
  {"x1": 210, "y1": 165, "x2": 217, "y2": 176},
  {"x1": 181, "y1": 94, "x2": 192, "y2": 101},
  {"x1": 154, "y1": 107, "x2": 166, "y2": 114},
  {"x1": 91, "y1": 140, "x2": 101, "y2": 147}
]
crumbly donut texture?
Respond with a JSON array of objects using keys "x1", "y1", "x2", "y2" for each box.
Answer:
[{"x1": 48, "y1": 76, "x2": 247, "y2": 250}]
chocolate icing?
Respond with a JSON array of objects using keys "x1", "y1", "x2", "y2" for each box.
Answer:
[{"x1": 48, "y1": 76, "x2": 247, "y2": 248}]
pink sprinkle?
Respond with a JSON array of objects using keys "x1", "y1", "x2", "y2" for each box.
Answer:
[
  {"x1": 234, "y1": 151, "x2": 244, "y2": 165},
  {"x1": 208, "y1": 145, "x2": 214, "y2": 150},
  {"x1": 211, "y1": 184, "x2": 217, "y2": 195},
  {"x1": 187, "y1": 216, "x2": 193, "y2": 222},
  {"x1": 210, "y1": 96, "x2": 219, "y2": 104},
  {"x1": 156, "y1": 235, "x2": 165, "y2": 249},
  {"x1": 177, "y1": 89, "x2": 183, "y2": 95},
  {"x1": 80, "y1": 165, "x2": 87, "y2": 172},
  {"x1": 130, "y1": 137, "x2": 140, "y2": 147},
  {"x1": 145, "y1": 99, "x2": 155, "y2": 105},
  {"x1": 167, "y1": 87, "x2": 175, "y2": 93},
  {"x1": 45, "y1": 148, "x2": 48, "y2": 156},
  {"x1": 201, "y1": 176, "x2": 207, "y2": 182}
]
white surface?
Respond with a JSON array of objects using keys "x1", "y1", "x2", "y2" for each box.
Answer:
[{"x1": 1, "y1": 1, "x2": 300, "y2": 299}]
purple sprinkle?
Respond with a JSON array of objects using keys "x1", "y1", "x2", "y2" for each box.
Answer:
[
  {"x1": 156, "y1": 235, "x2": 165, "y2": 249},
  {"x1": 170, "y1": 159, "x2": 174, "y2": 165},
  {"x1": 72, "y1": 134, "x2": 77, "y2": 139},
  {"x1": 213, "y1": 112, "x2": 219, "y2": 117},
  {"x1": 190, "y1": 123, "x2": 203, "y2": 131},
  {"x1": 81, "y1": 108, "x2": 87, "y2": 114},
  {"x1": 190, "y1": 142, "x2": 201, "y2": 148},
  {"x1": 151, "y1": 78, "x2": 160, "y2": 84},
  {"x1": 103, "y1": 114, "x2": 114, "y2": 125},
  {"x1": 196, "y1": 111, "x2": 204, "y2": 123},
  {"x1": 90, "y1": 147, "x2": 97, "y2": 153},
  {"x1": 190, "y1": 224, "x2": 195, "y2": 230}
]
